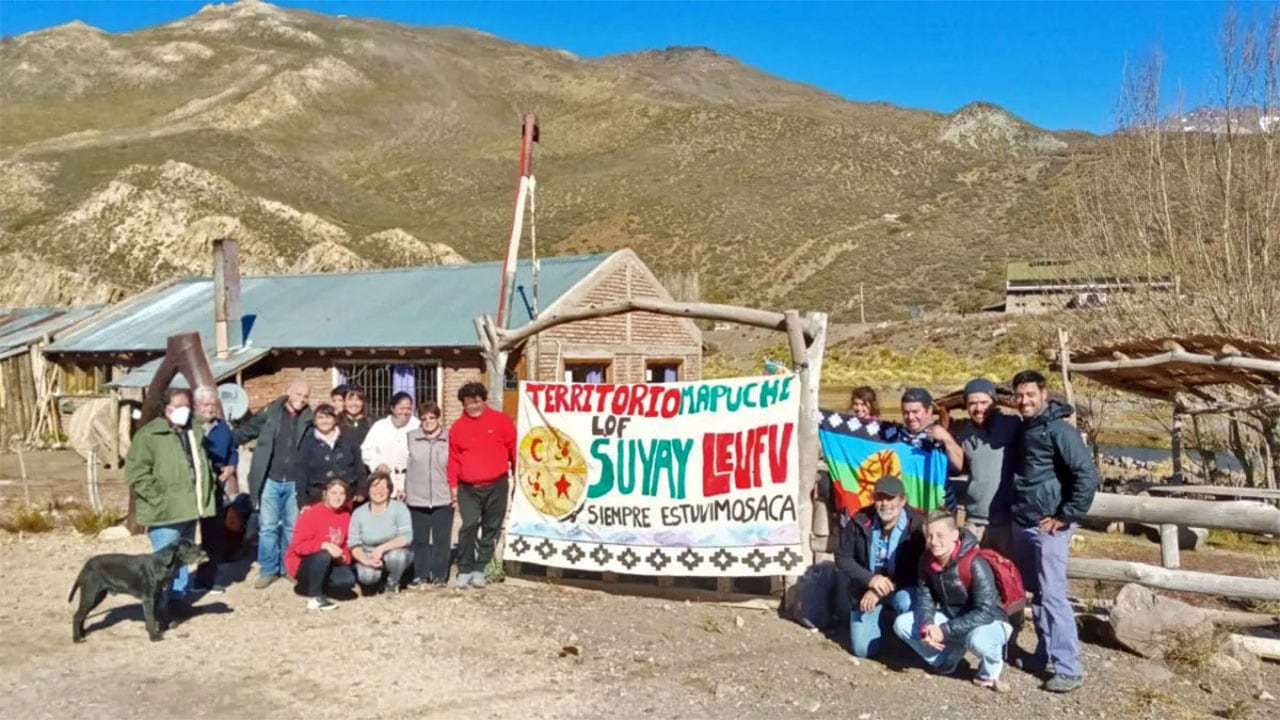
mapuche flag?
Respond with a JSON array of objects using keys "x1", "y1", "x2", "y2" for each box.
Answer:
[{"x1": 818, "y1": 409, "x2": 948, "y2": 516}]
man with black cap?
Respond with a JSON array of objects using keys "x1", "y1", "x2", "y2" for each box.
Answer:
[
  {"x1": 951, "y1": 378, "x2": 1022, "y2": 555},
  {"x1": 834, "y1": 474, "x2": 926, "y2": 658}
]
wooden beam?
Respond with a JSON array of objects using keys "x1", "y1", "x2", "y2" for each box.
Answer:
[
  {"x1": 1068, "y1": 559, "x2": 1280, "y2": 600},
  {"x1": 1086, "y1": 492, "x2": 1280, "y2": 535},
  {"x1": 1230, "y1": 634, "x2": 1280, "y2": 661},
  {"x1": 1141, "y1": 484, "x2": 1280, "y2": 500},
  {"x1": 1068, "y1": 348, "x2": 1280, "y2": 375},
  {"x1": 496, "y1": 298, "x2": 811, "y2": 351},
  {"x1": 1159, "y1": 524, "x2": 1180, "y2": 568}
]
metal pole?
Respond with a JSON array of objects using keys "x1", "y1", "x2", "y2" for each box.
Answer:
[{"x1": 495, "y1": 113, "x2": 539, "y2": 329}]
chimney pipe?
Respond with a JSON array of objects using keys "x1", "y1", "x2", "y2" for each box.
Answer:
[{"x1": 213, "y1": 238, "x2": 242, "y2": 360}]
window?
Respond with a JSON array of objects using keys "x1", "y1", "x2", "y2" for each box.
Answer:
[
  {"x1": 646, "y1": 361, "x2": 681, "y2": 384},
  {"x1": 563, "y1": 361, "x2": 609, "y2": 384},
  {"x1": 334, "y1": 362, "x2": 440, "y2": 415}
]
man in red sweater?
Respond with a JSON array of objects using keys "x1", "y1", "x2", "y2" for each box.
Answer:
[{"x1": 448, "y1": 382, "x2": 518, "y2": 588}]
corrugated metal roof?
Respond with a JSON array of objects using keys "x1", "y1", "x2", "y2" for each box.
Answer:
[
  {"x1": 107, "y1": 346, "x2": 272, "y2": 389},
  {"x1": 46, "y1": 254, "x2": 611, "y2": 354},
  {"x1": 0, "y1": 305, "x2": 105, "y2": 357}
]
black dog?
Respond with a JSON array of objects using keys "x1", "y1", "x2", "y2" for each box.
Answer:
[{"x1": 69, "y1": 538, "x2": 208, "y2": 643}]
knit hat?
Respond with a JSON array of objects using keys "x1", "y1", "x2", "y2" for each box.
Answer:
[
  {"x1": 900, "y1": 387, "x2": 934, "y2": 407},
  {"x1": 963, "y1": 378, "x2": 998, "y2": 401}
]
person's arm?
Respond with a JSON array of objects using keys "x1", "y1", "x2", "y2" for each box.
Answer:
[
  {"x1": 941, "y1": 557, "x2": 1004, "y2": 641},
  {"x1": 447, "y1": 432, "x2": 462, "y2": 489},
  {"x1": 376, "y1": 505, "x2": 414, "y2": 553},
  {"x1": 290, "y1": 510, "x2": 323, "y2": 556},
  {"x1": 124, "y1": 433, "x2": 158, "y2": 499},
  {"x1": 912, "y1": 566, "x2": 937, "y2": 633},
  {"x1": 833, "y1": 523, "x2": 874, "y2": 592},
  {"x1": 927, "y1": 425, "x2": 965, "y2": 472},
  {"x1": 360, "y1": 421, "x2": 385, "y2": 472},
  {"x1": 233, "y1": 406, "x2": 268, "y2": 445},
  {"x1": 1053, "y1": 423, "x2": 1101, "y2": 525}
]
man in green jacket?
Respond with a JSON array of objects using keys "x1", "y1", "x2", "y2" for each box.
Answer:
[{"x1": 125, "y1": 387, "x2": 216, "y2": 607}]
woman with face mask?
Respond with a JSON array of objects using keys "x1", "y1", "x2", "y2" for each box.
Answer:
[
  {"x1": 360, "y1": 392, "x2": 419, "y2": 500},
  {"x1": 293, "y1": 403, "x2": 368, "y2": 508}
]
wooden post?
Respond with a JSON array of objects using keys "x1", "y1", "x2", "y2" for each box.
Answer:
[
  {"x1": 85, "y1": 446, "x2": 99, "y2": 511},
  {"x1": 1159, "y1": 523, "x2": 1180, "y2": 568},
  {"x1": 13, "y1": 437, "x2": 31, "y2": 507},
  {"x1": 803, "y1": 311, "x2": 830, "y2": 561},
  {"x1": 1057, "y1": 327, "x2": 1075, "y2": 407},
  {"x1": 785, "y1": 310, "x2": 820, "y2": 568}
]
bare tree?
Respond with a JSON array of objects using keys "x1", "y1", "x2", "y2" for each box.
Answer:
[{"x1": 1062, "y1": 4, "x2": 1280, "y2": 487}]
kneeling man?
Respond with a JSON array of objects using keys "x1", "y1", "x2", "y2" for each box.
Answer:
[
  {"x1": 894, "y1": 511, "x2": 1013, "y2": 691},
  {"x1": 834, "y1": 475, "x2": 925, "y2": 658}
]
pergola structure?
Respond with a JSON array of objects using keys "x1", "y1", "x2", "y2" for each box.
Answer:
[{"x1": 1052, "y1": 334, "x2": 1280, "y2": 488}]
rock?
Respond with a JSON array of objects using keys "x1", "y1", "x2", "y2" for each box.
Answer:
[
  {"x1": 734, "y1": 615, "x2": 745, "y2": 629},
  {"x1": 97, "y1": 525, "x2": 132, "y2": 541},
  {"x1": 1216, "y1": 636, "x2": 1262, "y2": 676},
  {"x1": 1109, "y1": 584, "x2": 1214, "y2": 658},
  {"x1": 1207, "y1": 653, "x2": 1243, "y2": 674},
  {"x1": 1258, "y1": 690, "x2": 1275, "y2": 701},
  {"x1": 1136, "y1": 661, "x2": 1174, "y2": 684}
]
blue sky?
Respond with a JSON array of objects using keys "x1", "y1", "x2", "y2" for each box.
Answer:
[{"x1": 0, "y1": 1, "x2": 1246, "y2": 133}]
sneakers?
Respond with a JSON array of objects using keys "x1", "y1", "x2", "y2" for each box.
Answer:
[
  {"x1": 191, "y1": 584, "x2": 226, "y2": 595},
  {"x1": 469, "y1": 571, "x2": 488, "y2": 588},
  {"x1": 974, "y1": 676, "x2": 1011, "y2": 693},
  {"x1": 455, "y1": 572, "x2": 473, "y2": 589},
  {"x1": 406, "y1": 578, "x2": 428, "y2": 590},
  {"x1": 306, "y1": 597, "x2": 337, "y2": 611},
  {"x1": 253, "y1": 574, "x2": 279, "y2": 590},
  {"x1": 1045, "y1": 674, "x2": 1084, "y2": 693}
]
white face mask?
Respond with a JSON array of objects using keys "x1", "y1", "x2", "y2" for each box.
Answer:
[{"x1": 168, "y1": 406, "x2": 191, "y2": 427}]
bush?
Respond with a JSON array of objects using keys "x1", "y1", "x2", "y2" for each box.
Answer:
[
  {"x1": 69, "y1": 508, "x2": 124, "y2": 536},
  {"x1": 0, "y1": 506, "x2": 57, "y2": 534}
]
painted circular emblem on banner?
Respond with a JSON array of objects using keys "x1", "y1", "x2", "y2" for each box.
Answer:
[
  {"x1": 855, "y1": 449, "x2": 902, "y2": 508},
  {"x1": 518, "y1": 425, "x2": 589, "y2": 518}
]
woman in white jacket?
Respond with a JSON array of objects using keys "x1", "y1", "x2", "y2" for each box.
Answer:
[{"x1": 360, "y1": 392, "x2": 419, "y2": 498}]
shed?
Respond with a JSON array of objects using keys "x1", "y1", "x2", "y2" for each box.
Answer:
[{"x1": 0, "y1": 305, "x2": 105, "y2": 446}]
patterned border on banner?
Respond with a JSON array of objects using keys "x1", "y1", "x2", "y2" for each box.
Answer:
[{"x1": 506, "y1": 535, "x2": 805, "y2": 577}]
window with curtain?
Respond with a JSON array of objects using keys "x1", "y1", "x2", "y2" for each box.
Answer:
[
  {"x1": 334, "y1": 362, "x2": 439, "y2": 415},
  {"x1": 646, "y1": 362, "x2": 681, "y2": 383},
  {"x1": 564, "y1": 362, "x2": 609, "y2": 384}
]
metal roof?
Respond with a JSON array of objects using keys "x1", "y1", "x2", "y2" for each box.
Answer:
[
  {"x1": 46, "y1": 254, "x2": 611, "y2": 354},
  {"x1": 0, "y1": 305, "x2": 105, "y2": 359},
  {"x1": 1006, "y1": 259, "x2": 1173, "y2": 284},
  {"x1": 107, "y1": 346, "x2": 272, "y2": 389}
]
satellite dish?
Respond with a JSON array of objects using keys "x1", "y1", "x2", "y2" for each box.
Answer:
[{"x1": 218, "y1": 383, "x2": 250, "y2": 421}]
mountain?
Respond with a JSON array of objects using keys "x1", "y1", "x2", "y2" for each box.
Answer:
[
  {"x1": 0, "y1": 0, "x2": 1089, "y2": 319},
  {"x1": 1165, "y1": 105, "x2": 1278, "y2": 134}
]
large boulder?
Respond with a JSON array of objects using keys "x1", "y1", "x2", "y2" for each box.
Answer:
[{"x1": 1109, "y1": 583, "x2": 1214, "y2": 658}]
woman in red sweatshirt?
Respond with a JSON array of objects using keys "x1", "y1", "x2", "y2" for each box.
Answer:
[{"x1": 285, "y1": 478, "x2": 355, "y2": 610}]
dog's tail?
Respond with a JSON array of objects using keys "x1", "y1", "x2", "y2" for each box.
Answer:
[{"x1": 68, "y1": 568, "x2": 84, "y2": 603}]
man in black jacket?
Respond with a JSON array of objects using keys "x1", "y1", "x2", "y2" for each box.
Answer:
[
  {"x1": 834, "y1": 475, "x2": 926, "y2": 658},
  {"x1": 1009, "y1": 369, "x2": 1098, "y2": 693},
  {"x1": 894, "y1": 511, "x2": 1013, "y2": 691},
  {"x1": 234, "y1": 380, "x2": 313, "y2": 589}
]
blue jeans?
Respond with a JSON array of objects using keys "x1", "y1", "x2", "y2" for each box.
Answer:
[
  {"x1": 894, "y1": 611, "x2": 1013, "y2": 680},
  {"x1": 1014, "y1": 523, "x2": 1082, "y2": 676},
  {"x1": 257, "y1": 478, "x2": 298, "y2": 577},
  {"x1": 849, "y1": 588, "x2": 914, "y2": 658},
  {"x1": 147, "y1": 521, "x2": 196, "y2": 604}
]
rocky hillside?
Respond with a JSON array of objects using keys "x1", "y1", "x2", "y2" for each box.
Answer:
[{"x1": 0, "y1": 0, "x2": 1092, "y2": 318}]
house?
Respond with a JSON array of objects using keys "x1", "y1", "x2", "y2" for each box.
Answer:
[
  {"x1": 1003, "y1": 260, "x2": 1175, "y2": 315},
  {"x1": 0, "y1": 305, "x2": 105, "y2": 445},
  {"x1": 42, "y1": 244, "x2": 703, "y2": 428}
]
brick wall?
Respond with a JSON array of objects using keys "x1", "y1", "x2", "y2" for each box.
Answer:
[
  {"x1": 532, "y1": 255, "x2": 702, "y2": 383},
  {"x1": 441, "y1": 356, "x2": 484, "y2": 425}
]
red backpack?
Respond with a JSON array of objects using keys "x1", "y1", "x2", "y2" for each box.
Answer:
[{"x1": 957, "y1": 548, "x2": 1027, "y2": 617}]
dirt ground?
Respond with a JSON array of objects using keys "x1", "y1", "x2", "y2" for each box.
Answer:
[{"x1": 2, "y1": 451, "x2": 1278, "y2": 719}]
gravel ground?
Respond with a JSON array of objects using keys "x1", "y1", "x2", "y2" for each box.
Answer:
[{"x1": 2, "y1": 529, "x2": 1275, "y2": 720}]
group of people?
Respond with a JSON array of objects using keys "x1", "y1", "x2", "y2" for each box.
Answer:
[
  {"x1": 833, "y1": 371, "x2": 1099, "y2": 694},
  {"x1": 124, "y1": 380, "x2": 518, "y2": 612}
]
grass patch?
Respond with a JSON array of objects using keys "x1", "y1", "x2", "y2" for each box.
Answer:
[
  {"x1": 1206, "y1": 530, "x2": 1280, "y2": 555},
  {"x1": 0, "y1": 505, "x2": 57, "y2": 534},
  {"x1": 68, "y1": 508, "x2": 124, "y2": 536},
  {"x1": 1162, "y1": 626, "x2": 1227, "y2": 673},
  {"x1": 1126, "y1": 684, "x2": 1203, "y2": 720}
]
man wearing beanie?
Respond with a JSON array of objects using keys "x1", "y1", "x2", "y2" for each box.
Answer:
[{"x1": 952, "y1": 378, "x2": 1022, "y2": 556}]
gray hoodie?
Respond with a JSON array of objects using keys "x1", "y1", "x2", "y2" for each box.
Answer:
[{"x1": 404, "y1": 427, "x2": 451, "y2": 508}]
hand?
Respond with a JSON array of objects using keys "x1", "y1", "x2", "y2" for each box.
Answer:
[
  {"x1": 371, "y1": 546, "x2": 385, "y2": 564},
  {"x1": 923, "y1": 624, "x2": 945, "y2": 650},
  {"x1": 352, "y1": 494, "x2": 365, "y2": 504},
  {"x1": 322, "y1": 542, "x2": 343, "y2": 559},
  {"x1": 376, "y1": 464, "x2": 391, "y2": 475},
  {"x1": 859, "y1": 590, "x2": 880, "y2": 613},
  {"x1": 450, "y1": 489, "x2": 459, "y2": 508},
  {"x1": 926, "y1": 425, "x2": 953, "y2": 444},
  {"x1": 394, "y1": 489, "x2": 406, "y2": 502},
  {"x1": 867, "y1": 574, "x2": 895, "y2": 597},
  {"x1": 1039, "y1": 516, "x2": 1066, "y2": 534},
  {"x1": 219, "y1": 466, "x2": 236, "y2": 482}
]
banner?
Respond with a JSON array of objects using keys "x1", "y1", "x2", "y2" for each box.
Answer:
[
  {"x1": 506, "y1": 376, "x2": 804, "y2": 576},
  {"x1": 818, "y1": 409, "x2": 948, "y2": 516}
]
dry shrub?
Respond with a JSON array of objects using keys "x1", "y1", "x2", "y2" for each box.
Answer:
[
  {"x1": 69, "y1": 508, "x2": 123, "y2": 536},
  {"x1": 0, "y1": 505, "x2": 57, "y2": 534},
  {"x1": 1125, "y1": 685, "x2": 1203, "y2": 720},
  {"x1": 1163, "y1": 626, "x2": 1229, "y2": 672}
]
